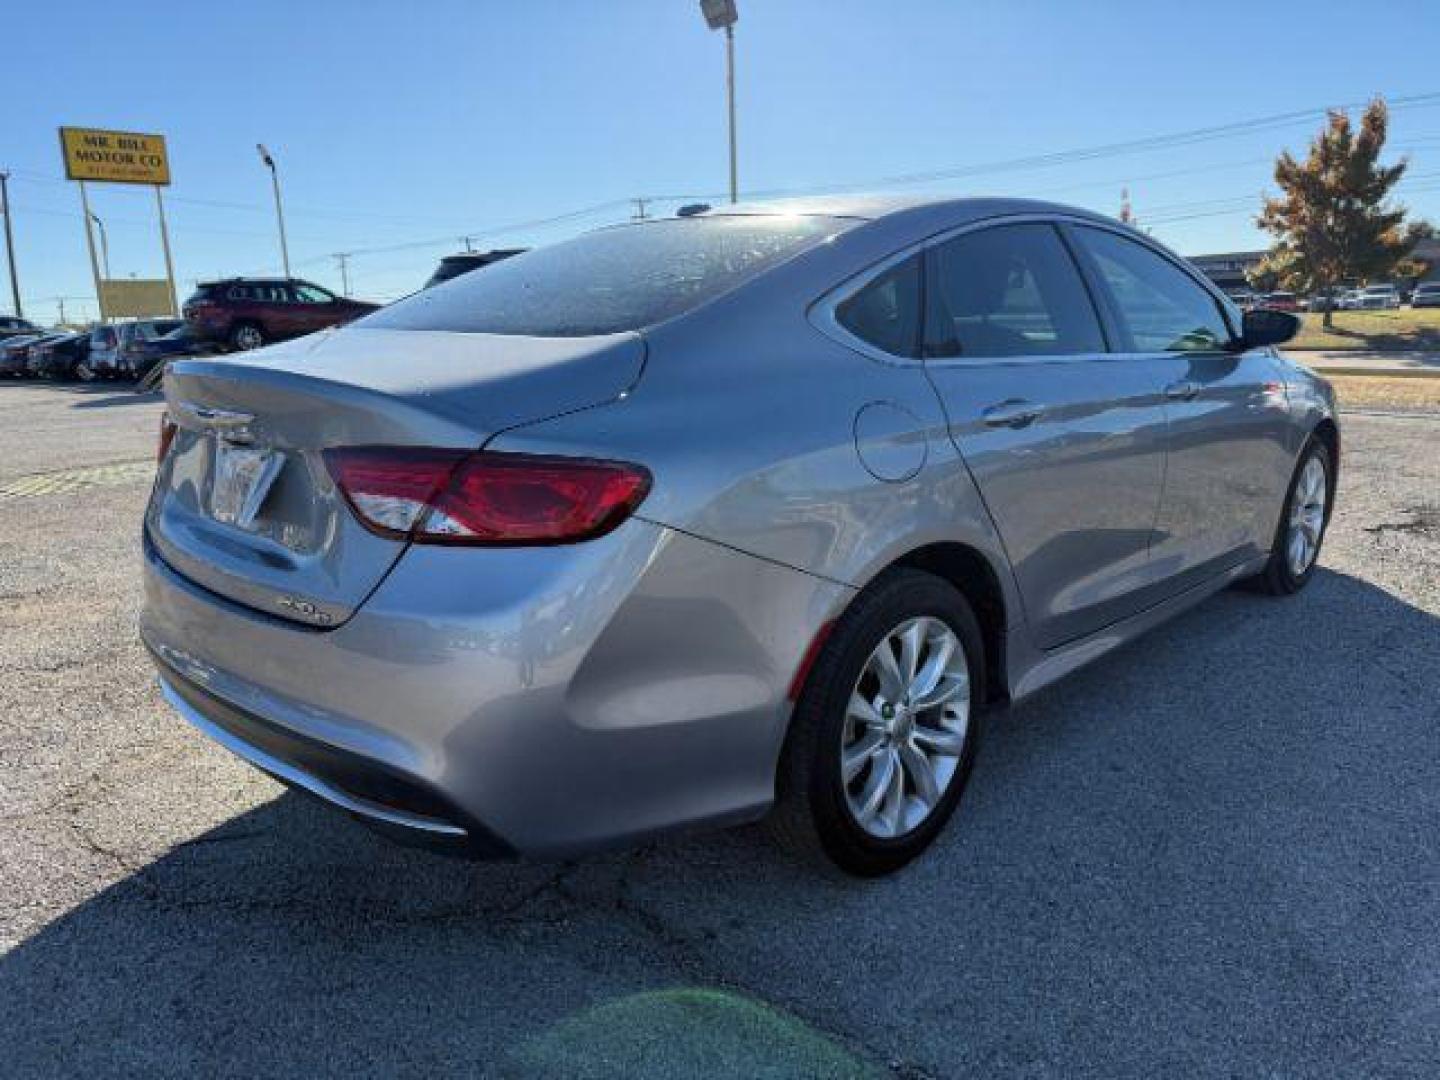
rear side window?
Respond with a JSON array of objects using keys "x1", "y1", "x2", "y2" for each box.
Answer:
[
  {"x1": 363, "y1": 216, "x2": 853, "y2": 337},
  {"x1": 835, "y1": 255, "x2": 922, "y2": 357},
  {"x1": 925, "y1": 223, "x2": 1105, "y2": 358},
  {"x1": 1070, "y1": 226, "x2": 1233, "y2": 352}
]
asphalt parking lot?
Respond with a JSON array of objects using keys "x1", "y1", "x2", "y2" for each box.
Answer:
[{"x1": 2, "y1": 381, "x2": 1438, "y2": 1079}]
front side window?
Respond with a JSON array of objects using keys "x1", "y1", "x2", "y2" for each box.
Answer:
[
  {"x1": 924, "y1": 223, "x2": 1105, "y2": 358},
  {"x1": 835, "y1": 255, "x2": 922, "y2": 357},
  {"x1": 294, "y1": 284, "x2": 333, "y2": 303},
  {"x1": 364, "y1": 215, "x2": 853, "y2": 337},
  {"x1": 1071, "y1": 226, "x2": 1233, "y2": 353}
]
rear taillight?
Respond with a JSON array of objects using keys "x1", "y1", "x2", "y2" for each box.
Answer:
[
  {"x1": 323, "y1": 447, "x2": 651, "y2": 546},
  {"x1": 158, "y1": 413, "x2": 178, "y2": 463}
]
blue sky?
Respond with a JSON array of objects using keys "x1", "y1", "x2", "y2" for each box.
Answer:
[{"x1": 5, "y1": 0, "x2": 1440, "y2": 323}]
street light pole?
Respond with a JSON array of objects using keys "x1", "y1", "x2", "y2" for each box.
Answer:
[
  {"x1": 256, "y1": 143, "x2": 291, "y2": 278},
  {"x1": 699, "y1": 0, "x2": 739, "y2": 204},
  {"x1": 88, "y1": 210, "x2": 111, "y2": 279},
  {"x1": 0, "y1": 171, "x2": 21, "y2": 319},
  {"x1": 725, "y1": 22, "x2": 737, "y2": 204}
]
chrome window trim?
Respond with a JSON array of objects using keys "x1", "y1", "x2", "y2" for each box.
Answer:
[{"x1": 808, "y1": 211, "x2": 1240, "y2": 368}]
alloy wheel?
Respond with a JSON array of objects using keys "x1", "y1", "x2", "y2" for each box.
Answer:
[
  {"x1": 1287, "y1": 455, "x2": 1328, "y2": 576},
  {"x1": 841, "y1": 616, "x2": 971, "y2": 839}
]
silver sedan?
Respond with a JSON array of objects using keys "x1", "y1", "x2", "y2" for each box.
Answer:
[{"x1": 141, "y1": 196, "x2": 1337, "y2": 876}]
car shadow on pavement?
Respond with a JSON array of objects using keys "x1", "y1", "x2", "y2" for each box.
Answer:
[
  {"x1": 1, "y1": 381, "x2": 161, "y2": 407},
  {"x1": 3, "y1": 568, "x2": 1439, "y2": 1078}
]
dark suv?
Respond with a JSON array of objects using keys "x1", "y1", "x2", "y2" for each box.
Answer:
[
  {"x1": 0, "y1": 316, "x2": 39, "y2": 341},
  {"x1": 183, "y1": 278, "x2": 379, "y2": 351}
]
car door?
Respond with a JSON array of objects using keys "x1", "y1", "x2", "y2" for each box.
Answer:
[
  {"x1": 921, "y1": 220, "x2": 1171, "y2": 649},
  {"x1": 1065, "y1": 224, "x2": 1296, "y2": 587},
  {"x1": 291, "y1": 283, "x2": 340, "y2": 333}
]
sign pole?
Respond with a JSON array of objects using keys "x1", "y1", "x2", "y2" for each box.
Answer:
[
  {"x1": 154, "y1": 186, "x2": 179, "y2": 316},
  {"x1": 76, "y1": 180, "x2": 106, "y2": 323},
  {"x1": 0, "y1": 172, "x2": 22, "y2": 319}
]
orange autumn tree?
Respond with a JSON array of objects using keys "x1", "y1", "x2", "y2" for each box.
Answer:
[{"x1": 1253, "y1": 98, "x2": 1422, "y2": 327}]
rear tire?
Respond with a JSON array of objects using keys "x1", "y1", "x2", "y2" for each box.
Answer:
[
  {"x1": 1252, "y1": 436, "x2": 1333, "y2": 595},
  {"x1": 228, "y1": 322, "x2": 265, "y2": 351},
  {"x1": 769, "y1": 568, "x2": 986, "y2": 877}
]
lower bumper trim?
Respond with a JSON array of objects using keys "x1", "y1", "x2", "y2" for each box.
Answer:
[{"x1": 150, "y1": 651, "x2": 515, "y2": 858}]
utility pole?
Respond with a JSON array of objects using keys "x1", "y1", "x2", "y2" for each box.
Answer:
[
  {"x1": 632, "y1": 197, "x2": 650, "y2": 221},
  {"x1": 0, "y1": 171, "x2": 22, "y2": 319},
  {"x1": 461, "y1": 236, "x2": 475, "y2": 252},
  {"x1": 334, "y1": 252, "x2": 351, "y2": 296},
  {"x1": 56, "y1": 297, "x2": 66, "y2": 325}
]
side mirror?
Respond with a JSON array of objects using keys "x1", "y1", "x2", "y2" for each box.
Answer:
[{"x1": 1240, "y1": 307, "x2": 1300, "y2": 349}]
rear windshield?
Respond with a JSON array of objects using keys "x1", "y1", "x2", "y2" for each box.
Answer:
[{"x1": 363, "y1": 215, "x2": 853, "y2": 337}]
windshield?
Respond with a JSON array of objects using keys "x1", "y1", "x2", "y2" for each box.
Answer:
[{"x1": 363, "y1": 215, "x2": 854, "y2": 337}]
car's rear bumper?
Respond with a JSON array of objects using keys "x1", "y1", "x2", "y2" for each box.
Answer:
[
  {"x1": 141, "y1": 519, "x2": 850, "y2": 857},
  {"x1": 152, "y1": 652, "x2": 509, "y2": 856}
]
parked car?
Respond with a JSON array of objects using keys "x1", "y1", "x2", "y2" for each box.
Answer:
[
  {"x1": 1411, "y1": 282, "x2": 1440, "y2": 309},
  {"x1": 183, "y1": 278, "x2": 379, "y2": 351},
  {"x1": 424, "y1": 249, "x2": 525, "y2": 289},
  {"x1": 125, "y1": 324, "x2": 221, "y2": 382},
  {"x1": 1356, "y1": 284, "x2": 1401, "y2": 310},
  {"x1": 1258, "y1": 291, "x2": 1300, "y2": 312},
  {"x1": 17, "y1": 333, "x2": 71, "y2": 377},
  {"x1": 143, "y1": 197, "x2": 1336, "y2": 877},
  {"x1": 0, "y1": 316, "x2": 40, "y2": 341},
  {"x1": 29, "y1": 331, "x2": 91, "y2": 380},
  {"x1": 82, "y1": 319, "x2": 183, "y2": 380},
  {"x1": 1224, "y1": 289, "x2": 1256, "y2": 309},
  {"x1": 0, "y1": 333, "x2": 45, "y2": 375}
]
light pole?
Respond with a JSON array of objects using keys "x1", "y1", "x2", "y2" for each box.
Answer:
[
  {"x1": 88, "y1": 210, "x2": 111, "y2": 279},
  {"x1": 256, "y1": 143, "x2": 292, "y2": 277},
  {"x1": 0, "y1": 171, "x2": 21, "y2": 319},
  {"x1": 699, "y1": 0, "x2": 739, "y2": 203}
]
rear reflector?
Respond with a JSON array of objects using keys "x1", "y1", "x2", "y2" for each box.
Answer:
[
  {"x1": 158, "y1": 412, "x2": 178, "y2": 463},
  {"x1": 324, "y1": 447, "x2": 651, "y2": 546}
]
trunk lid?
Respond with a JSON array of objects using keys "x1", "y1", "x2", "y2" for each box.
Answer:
[{"x1": 146, "y1": 326, "x2": 645, "y2": 627}]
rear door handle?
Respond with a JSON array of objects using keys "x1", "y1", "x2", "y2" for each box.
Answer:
[
  {"x1": 1164, "y1": 380, "x2": 1199, "y2": 401},
  {"x1": 981, "y1": 399, "x2": 1044, "y2": 428}
]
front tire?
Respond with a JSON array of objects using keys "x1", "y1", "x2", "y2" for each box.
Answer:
[
  {"x1": 769, "y1": 569, "x2": 986, "y2": 877},
  {"x1": 1253, "y1": 436, "x2": 1333, "y2": 595}
]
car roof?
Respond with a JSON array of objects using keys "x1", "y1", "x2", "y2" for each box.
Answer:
[
  {"x1": 196, "y1": 277, "x2": 302, "y2": 286},
  {"x1": 700, "y1": 193, "x2": 1120, "y2": 227}
]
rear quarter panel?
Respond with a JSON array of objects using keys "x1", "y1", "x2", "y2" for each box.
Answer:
[{"x1": 484, "y1": 242, "x2": 1022, "y2": 628}]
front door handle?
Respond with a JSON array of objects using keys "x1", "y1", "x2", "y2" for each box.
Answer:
[
  {"x1": 1164, "y1": 380, "x2": 1200, "y2": 401},
  {"x1": 981, "y1": 399, "x2": 1044, "y2": 428}
]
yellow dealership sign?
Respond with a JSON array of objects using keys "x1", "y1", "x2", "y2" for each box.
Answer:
[
  {"x1": 99, "y1": 279, "x2": 175, "y2": 319},
  {"x1": 59, "y1": 127, "x2": 171, "y2": 186}
]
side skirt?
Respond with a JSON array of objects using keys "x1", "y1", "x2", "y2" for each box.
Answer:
[{"x1": 1003, "y1": 554, "x2": 1270, "y2": 703}]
